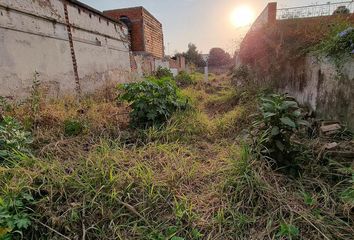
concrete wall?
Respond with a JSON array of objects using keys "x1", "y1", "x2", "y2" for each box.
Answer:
[
  {"x1": 283, "y1": 56, "x2": 354, "y2": 129},
  {"x1": 239, "y1": 4, "x2": 354, "y2": 129},
  {"x1": 130, "y1": 54, "x2": 185, "y2": 77},
  {"x1": 0, "y1": 0, "x2": 131, "y2": 99}
]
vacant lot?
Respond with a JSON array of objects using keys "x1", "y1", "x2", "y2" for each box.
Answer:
[{"x1": 0, "y1": 72, "x2": 353, "y2": 240}]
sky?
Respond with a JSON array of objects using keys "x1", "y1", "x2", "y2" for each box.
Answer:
[{"x1": 80, "y1": 0, "x2": 348, "y2": 54}]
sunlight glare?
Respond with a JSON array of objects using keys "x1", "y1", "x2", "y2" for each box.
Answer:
[{"x1": 230, "y1": 6, "x2": 255, "y2": 28}]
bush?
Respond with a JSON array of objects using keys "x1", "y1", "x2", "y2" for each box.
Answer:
[
  {"x1": 252, "y1": 94, "x2": 309, "y2": 167},
  {"x1": 153, "y1": 67, "x2": 173, "y2": 79},
  {"x1": 118, "y1": 77, "x2": 189, "y2": 128},
  {"x1": 64, "y1": 119, "x2": 84, "y2": 137},
  {"x1": 175, "y1": 71, "x2": 194, "y2": 87},
  {"x1": 0, "y1": 116, "x2": 32, "y2": 165}
]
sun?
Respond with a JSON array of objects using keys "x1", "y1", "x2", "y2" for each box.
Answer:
[{"x1": 230, "y1": 6, "x2": 255, "y2": 28}]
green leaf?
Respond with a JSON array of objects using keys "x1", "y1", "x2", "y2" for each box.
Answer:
[
  {"x1": 166, "y1": 226, "x2": 178, "y2": 236},
  {"x1": 297, "y1": 120, "x2": 310, "y2": 127},
  {"x1": 263, "y1": 112, "x2": 276, "y2": 118},
  {"x1": 303, "y1": 192, "x2": 315, "y2": 206},
  {"x1": 292, "y1": 110, "x2": 301, "y2": 117},
  {"x1": 277, "y1": 223, "x2": 300, "y2": 237},
  {"x1": 191, "y1": 228, "x2": 203, "y2": 239},
  {"x1": 280, "y1": 101, "x2": 298, "y2": 110},
  {"x1": 271, "y1": 126, "x2": 280, "y2": 136},
  {"x1": 14, "y1": 217, "x2": 31, "y2": 229},
  {"x1": 21, "y1": 193, "x2": 34, "y2": 202},
  {"x1": 280, "y1": 117, "x2": 296, "y2": 128}
]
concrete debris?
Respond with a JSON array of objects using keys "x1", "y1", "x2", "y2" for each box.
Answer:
[
  {"x1": 324, "y1": 142, "x2": 338, "y2": 150},
  {"x1": 320, "y1": 123, "x2": 341, "y2": 136}
]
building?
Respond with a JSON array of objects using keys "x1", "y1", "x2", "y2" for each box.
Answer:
[{"x1": 104, "y1": 7, "x2": 164, "y2": 59}]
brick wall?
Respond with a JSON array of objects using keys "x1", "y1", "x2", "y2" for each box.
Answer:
[
  {"x1": 142, "y1": 9, "x2": 164, "y2": 58},
  {"x1": 104, "y1": 7, "x2": 145, "y2": 53},
  {"x1": 104, "y1": 7, "x2": 164, "y2": 59},
  {"x1": 250, "y1": 2, "x2": 277, "y2": 31}
]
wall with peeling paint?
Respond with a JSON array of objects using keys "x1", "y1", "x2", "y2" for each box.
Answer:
[
  {"x1": 0, "y1": 0, "x2": 131, "y2": 99},
  {"x1": 282, "y1": 56, "x2": 354, "y2": 130}
]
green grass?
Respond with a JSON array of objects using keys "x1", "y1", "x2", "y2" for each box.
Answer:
[{"x1": 0, "y1": 73, "x2": 353, "y2": 239}]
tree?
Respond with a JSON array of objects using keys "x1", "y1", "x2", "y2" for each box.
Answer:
[
  {"x1": 208, "y1": 48, "x2": 232, "y2": 66},
  {"x1": 184, "y1": 43, "x2": 205, "y2": 67}
]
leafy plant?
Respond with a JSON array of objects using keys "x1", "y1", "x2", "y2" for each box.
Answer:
[
  {"x1": 303, "y1": 192, "x2": 315, "y2": 206},
  {"x1": 64, "y1": 119, "x2": 84, "y2": 137},
  {"x1": 276, "y1": 223, "x2": 300, "y2": 239},
  {"x1": 175, "y1": 71, "x2": 194, "y2": 87},
  {"x1": 118, "y1": 77, "x2": 189, "y2": 128},
  {"x1": 153, "y1": 67, "x2": 173, "y2": 79},
  {"x1": 0, "y1": 192, "x2": 34, "y2": 240},
  {"x1": 0, "y1": 116, "x2": 32, "y2": 165},
  {"x1": 253, "y1": 94, "x2": 309, "y2": 167}
]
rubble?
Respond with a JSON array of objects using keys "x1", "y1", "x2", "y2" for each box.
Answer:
[
  {"x1": 314, "y1": 121, "x2": 354, "y2": 161},
  {"x1": 320, "y1": 122, "x2": 342, "y2": 136},
  {"x1": 324, "y1": 142, "x2": 338, "y2": 150}
]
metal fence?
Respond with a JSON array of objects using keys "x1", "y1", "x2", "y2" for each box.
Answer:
[{"x1": 277, "y1": 1, "x2": 354, "y2": 20}]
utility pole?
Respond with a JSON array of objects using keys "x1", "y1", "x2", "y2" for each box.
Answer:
[{"x1": 202, "y1": 54, "x2": 209, "y2": 83}]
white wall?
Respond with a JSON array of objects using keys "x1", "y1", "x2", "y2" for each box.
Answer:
[{"x1": 0, "y1": 0, "x2": 131, "y2": 99}]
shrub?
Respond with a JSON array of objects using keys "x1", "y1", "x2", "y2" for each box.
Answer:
[
  {"x1": 0, "y1": 192, "x2": 34, "y2": 239},
  {"x1": 153, "y1": 67, "x2": 173, "y2": 79},
  {"x1": 0, "y1": 116, "x2": 32, "y2": 165},
  {"x1": 175, "y1": 71, "x2": 194, "y2": 87},
  {"x1": 252, "y1": 94, "x2": 309, "y2": 167},
  {"x1": 64, "y1": 119, "x2": 84, "y2": 137},
  {"x1": 118, "y1": 77, "x2": 189, "y2": 128}
]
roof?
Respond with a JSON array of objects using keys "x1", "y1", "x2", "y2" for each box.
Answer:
[
  {"x1": 67, "y1": 0, "x2": 124, "y2": 26},
  {"x1": 103, "y1": 6, "x2": 162, "y2": 26}
]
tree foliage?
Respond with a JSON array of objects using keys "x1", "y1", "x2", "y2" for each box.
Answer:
[
  {"x1": 208, "y1": 48, "x2": 232, "y2": 66},
  {"x1": 184, "y1": 43, "x2": 205, "y2": 67}
]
